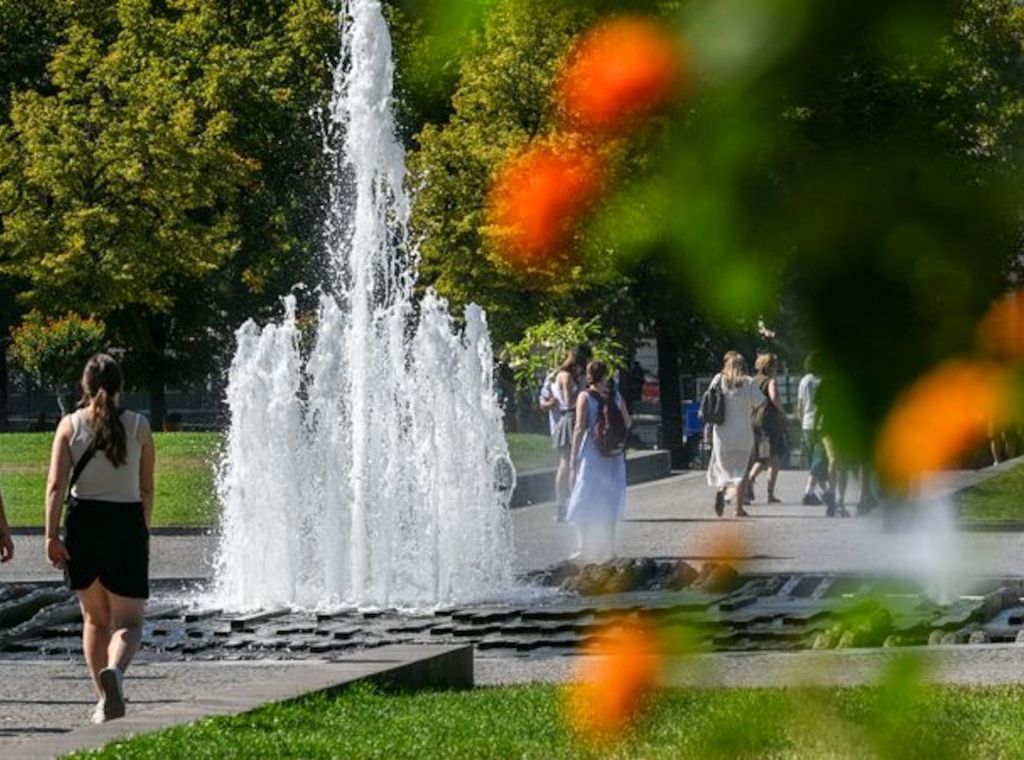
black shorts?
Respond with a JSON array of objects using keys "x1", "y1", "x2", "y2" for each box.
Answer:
[{"x1": 64, "y1": 498, "x2": 149, "y2": 599}]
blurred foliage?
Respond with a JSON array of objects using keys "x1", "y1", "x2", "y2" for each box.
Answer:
[
  {"x1": 502, "y1": 316, "x2": 625, "y2": 390},
  {"x1": 408, "y1": 0, "x2": 1024, "y2": 464},
  {"x1": 407, "y1": 0, "x2": 646, "y2": 348}
]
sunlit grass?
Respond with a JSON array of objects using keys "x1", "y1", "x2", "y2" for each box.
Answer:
[
  {"x1": 958, "y1": 462, "x2": 1024, "y2": 523},
  {"x1": 0, "y1": 432, "x2": 554, "y2": 526},
  {"x1": 69, "y1": 680, "x2": 1024, "y2": 759}
]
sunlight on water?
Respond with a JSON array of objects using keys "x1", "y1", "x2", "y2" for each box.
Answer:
[{"x1": 213, "y1": 0, "x2": 515, "y2": 611}]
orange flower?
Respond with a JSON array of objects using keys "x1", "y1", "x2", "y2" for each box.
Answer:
[
  {"x1": 558, "y1": 17, "x2": 683, "y2": 134},
  {"x1": 486, "y1": 141, "x2": 603, "y2": 266},
  {"x1": 702, "y1": 526, "x2": 747, "y2": 564},
  {"x1": 978, "y1": 290, "x2": 1024, "y2": 360},
  {"x1": 565, "y1": 618, "x2": 662, "y2": 739},
  {"x1": 876, "y1": 360, "x2": 1013, "y2": 490}
]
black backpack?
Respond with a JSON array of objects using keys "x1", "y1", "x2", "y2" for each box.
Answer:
[
  {"x1": 589, "y1": 383, "x2": 629, "y2": 457},
  {"x1": 699, "y1": 377, "x2": 726, "y2": 426}
]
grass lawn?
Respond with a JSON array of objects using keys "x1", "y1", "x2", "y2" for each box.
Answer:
[
  {"x1": 957, "y1": 462, "x2": 1024, "y2": 522},
  {"x1": 0, "y1": 431, "x2": 553, "y2": 528},
  {"x1": 71, "y1": 680, "x2": 1024, "y2": 759}
]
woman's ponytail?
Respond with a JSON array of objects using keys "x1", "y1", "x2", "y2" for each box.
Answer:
[{"x1": 81, "y1": 354, "x2": 127, "y2": 467}]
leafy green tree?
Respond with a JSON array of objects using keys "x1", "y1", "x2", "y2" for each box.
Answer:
[
  {"x1": 0, "y1": 0, "x2": 63, "y2": 429},
  {"x1": 0, "y1": 0, "x2": 336, "y2": 426},
  {"x1": 502, "y1": 316, "x2": 625, "y2": 391},
  {"x1": 10, "y1": 310, "x2": 106, "y2": 413},
  {"x1": 408, "y1": 0, "x2": 635, "y2": 348}
]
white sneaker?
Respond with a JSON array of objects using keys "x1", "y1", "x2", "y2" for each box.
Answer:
[
  {"x1": 99, "y1": 667, "x2": 126, "y2": 720},
  {"x1": 90, "y1": 699, "x2": 106, "y2": 724}
]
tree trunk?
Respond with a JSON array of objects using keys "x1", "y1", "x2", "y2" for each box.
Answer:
[
  {"x1": 149, "y1": 382, "x2": 167, "y2": 432},
  {"x1": 655, "y1": 326, "x2": 686, "y2": 468},
  {"x1": 147, "y1": 315, "x2": 169, "y2": 431}
]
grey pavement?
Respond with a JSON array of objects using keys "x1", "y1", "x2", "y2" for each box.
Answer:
[
  {"x1": 515, "y1": 468, "x2": 1024, "y2": 580},
  {"x1": 5, "y1": 463, "x2": 1023, "y2": 585},
  {"x1": 478, "y1": 644, "x2": 1024, "y2": 688},
  {"x1": 1, "y1": 645, "x2": 470, "y2": 759},
  {"x1": 4, "y1": 461, "x2": 1024, "y2": 758}
]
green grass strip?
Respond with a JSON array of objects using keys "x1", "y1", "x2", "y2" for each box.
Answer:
[
  {"x1": 68, "y1": 678, "x2": 1024, "y2": 759},
  {"x1": 0, "y1": 431, "x2": 556, "y2": 527},
  {"x1": 956, "y1": 462, "x2": 1024, "y2": 523}
]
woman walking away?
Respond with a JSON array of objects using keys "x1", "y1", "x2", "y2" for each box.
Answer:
[
  {"x1": 567, "y1": 360, "x2": 631, "y2": 563},
  {"x1": 707, "y1": 352, "x2": 765, "y2": 517},
  {"x1": 44, "y1": 354, "x2": 155, "y2": 724},
  {"x1": 747, "y1": 353, "x2": 788, "y2": 504},
  {"x1": 540, "y1": 345, "x2": 590, "y2": 520}
]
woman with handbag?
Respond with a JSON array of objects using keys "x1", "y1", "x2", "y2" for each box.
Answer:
[
  {"x1": 706, "y1": 351, "x2": 766, "y2": 516},
  {"x1": 44, "y1": 354, "x2": 155, "y2": 724}
]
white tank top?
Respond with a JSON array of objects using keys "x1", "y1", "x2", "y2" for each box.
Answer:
[{"x1": 69, "y1": 409, "x2": 147, "y2": 502}]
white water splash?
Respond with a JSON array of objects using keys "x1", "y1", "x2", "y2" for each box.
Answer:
[{"x1": 213, "y1": 0, "x2": 515, "y2": 611}]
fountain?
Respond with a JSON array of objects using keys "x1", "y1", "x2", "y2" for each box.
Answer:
[{"x1": 213, "y1": 0, "x2": 515, "y2": 611}]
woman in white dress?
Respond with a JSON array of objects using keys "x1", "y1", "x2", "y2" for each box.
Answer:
[
  {"x1": 566, "y1": 360, "x2": 631, "y2": 562},
  {"x1": 706, "y1": 351, "x2": 765, "y2": 517}
]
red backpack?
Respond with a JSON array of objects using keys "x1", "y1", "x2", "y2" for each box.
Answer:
[{"x1": 589, "y1": 383, "x2": 628, "y2": 457}]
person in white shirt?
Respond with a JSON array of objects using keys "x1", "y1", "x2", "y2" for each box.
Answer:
[
  {"x1": 538, "y1": 344, "x2": 591, "y2": 519},
  {"x1": 45, "y1": 354, "x2": 155, "y2": 725},
  {"x1": 796, "y1": 352, "x2": 829, "y2": 506}
]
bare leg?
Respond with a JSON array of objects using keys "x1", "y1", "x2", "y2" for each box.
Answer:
[
  {"x1": 78, "y1": 581, "x2": 112, "y2": 697},
  {"x1": 747, "y1": 461, "x2": 765, "y2": 489},
  {"x1": 555, "y1": 450, "x2": 571, "y2": 504},
  {"x1": 107, "y1": 591, "x2": 145, "y2": 672}
]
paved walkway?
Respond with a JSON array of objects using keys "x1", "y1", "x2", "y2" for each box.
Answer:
[
  {"x1": 4, "y1": 462, "x2": 1023, "y2": 758},
  {"x1": 478, "y1": 644, "x2": 1024, "y2": 688},
  {"x1": 4, "y1": 464, "x2": 1023, "y2": 585},
  {"x1": 1, "y1": 646, "x2": 470, "y2": 758}
]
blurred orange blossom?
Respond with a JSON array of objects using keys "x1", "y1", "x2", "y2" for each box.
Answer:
[
  {"x1": 876, "y1": 360, "x2": 1012, "y2": 490},
  {"x1": 557, "y1": 16, "x2": 683, "y2": 133},
  {"x1": 702, "y1": 526, "x2": 748, "y2": 565},
  {"x1": 565, "y1": 617, "x2": 663, "y2": 739},
  {"x1": 978, "y1": 290, "x2": 1024, "y2": 360},
  {"x1": 486, "y1": 141, "x2": 603, "y2": 266}
]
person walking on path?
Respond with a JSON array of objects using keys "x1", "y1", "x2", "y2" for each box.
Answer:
[
  {"x1": 796, "y1": 352, "x2": 829, "y2": 505},
  {"x1": 567, "y1": 359, "x2": 631, "y2": 562},
  {"x1": 707, "y1": 351, "x2": 766, "y2": 517},
  {"x1": 747, "y1": 353, "x2": 788, "y2": 504},
  {"x1": 708, "y1": 350, "x2": 765, "y2": 518},
  {"x1": 540, "y1": 345, "x2": 591, "y2": 520},
  {"x1": 44, "y1": 354, "x2": 155, "y2": 724},
  {"x1": 0, "y1": 487, "x2": 13, "y2": 562}
]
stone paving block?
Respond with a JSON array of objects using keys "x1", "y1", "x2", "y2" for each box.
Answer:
[
  {"x1": 183, "y1": 608, "x2": 222, "y2": 623},
  {"x1": 521, "y1": 606, "x2": 595, "y2": 621}
]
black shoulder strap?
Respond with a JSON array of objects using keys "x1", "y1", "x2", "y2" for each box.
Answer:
[{"x1": 66, "y1": 434, "x2": 105, "y2": 504}]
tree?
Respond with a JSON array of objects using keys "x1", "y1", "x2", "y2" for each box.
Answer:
[
  {"x1": 10, "y1": 310, "x2": 106, "y2": 413},
  {"x1": 0, "y1": 0, "x2": 337, "y2": 426},
  {"x1": 503, "y1": 316, "x2": 625, "y2": 391},
  {"x1": 408, "y1": 0, "x2": 636, "y2": 347},
  {"x1": 0, "y1": 0, "x2": 63, "y2": 429}
]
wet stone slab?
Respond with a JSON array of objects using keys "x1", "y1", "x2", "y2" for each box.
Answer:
[{"x1": 5, "y1": 570, "x2": 1024, "y2": 659}]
